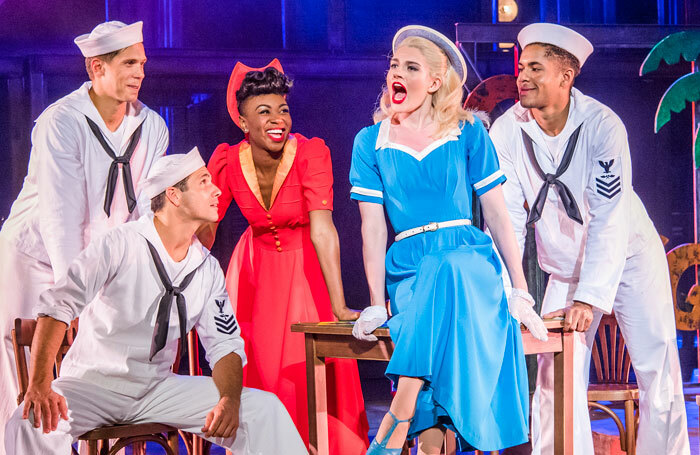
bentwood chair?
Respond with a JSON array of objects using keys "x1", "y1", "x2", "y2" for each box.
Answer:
[
  {"x1": 12, "y1": 317, "x2": 180, "y2": 455},
  {"x1": 587, "y1": 313, "x2": 638, "y2": 455}
]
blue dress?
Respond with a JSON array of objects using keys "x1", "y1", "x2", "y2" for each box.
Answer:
[{"x1": 349, "y1": 118, "x2": 529, "y2": 451}]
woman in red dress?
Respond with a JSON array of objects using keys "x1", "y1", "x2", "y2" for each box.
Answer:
[{"x1": 199, "y1": 59, "x2": 369, "y2": 453}]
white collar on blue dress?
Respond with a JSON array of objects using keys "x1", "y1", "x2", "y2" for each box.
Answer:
[{"x1": 375, "y1": 118, "x2": 462, "y2": 162}]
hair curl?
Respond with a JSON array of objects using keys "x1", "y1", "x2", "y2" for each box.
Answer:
[
  {"x1": 373, "y1": 36, "x2": 475, "y2": 138},
  {"x1": 236, "y1": 67, "x2": 293, "y2": 115},
  {"x1": 527, "y1": 42, "x2": 581, "y2": 77}
]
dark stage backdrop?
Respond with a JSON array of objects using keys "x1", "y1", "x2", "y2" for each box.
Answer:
[{"x1": 0, "y1": 0, "x2": 698, "y2": 378}]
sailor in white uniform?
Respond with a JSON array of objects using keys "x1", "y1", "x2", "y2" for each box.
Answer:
[
  {"x1": 4, "y1": 148, "x2": 307, "y2": 455},
  {"x1": 0, "y1": 21, "x2": 169, "y2": 450},
  {"x1": 489, "y1": 23, "x2": 689, "y2": 455}
]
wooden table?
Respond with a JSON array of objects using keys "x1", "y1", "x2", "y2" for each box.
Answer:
[{"x1": 291, "y1": 319, "x2": 573, "y2": 455}]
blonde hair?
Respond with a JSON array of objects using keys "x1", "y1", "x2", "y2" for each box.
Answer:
[{"x1": 373, "y1": 36, "x2": 475, "y2": 138}]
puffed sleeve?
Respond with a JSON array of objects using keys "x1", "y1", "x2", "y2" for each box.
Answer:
[
  {"x1": 35, "y1": 108, "x2": 89, "y2": 282},
  {"x1": 208, "y1": 143, "x2": 235, "y2": 222},
  {"x1": 299, "y1": 137, "x2": 334, "y2": 211},
  {"x1": 195, "y1": 257, "x2": 247, "y2": 368},
  {"x1": 466, "y1": 118, "x2": 507, "y2": 196},
  {"x1": 349, "y1": 126, "x2": 384, "y2": 204}
]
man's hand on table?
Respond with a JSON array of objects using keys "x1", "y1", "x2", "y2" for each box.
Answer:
[
  {"x1": 544, "y1": 301, "x2": 594, "y2": 332},
  {"x1": 202, "y1": 396, "x2": 240, "y2": 439},
  {"x1": 22, "y1": 381, "x2": 69, "y2": 433}
]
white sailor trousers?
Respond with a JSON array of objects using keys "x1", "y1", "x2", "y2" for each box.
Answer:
[
  {"x1": 5, "y1": 374, "x2": 307, "y2": 455},
  {"x1": 531, "y1": 235, "x2": 689, "y2": 455},
  {"x1": 0, "y1": 235, "x2": 55, "y2": 455}
]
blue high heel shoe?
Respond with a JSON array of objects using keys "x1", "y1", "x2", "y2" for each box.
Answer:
[{"x1": 366, "y1": 410, "x2": 411, "y2": 455}]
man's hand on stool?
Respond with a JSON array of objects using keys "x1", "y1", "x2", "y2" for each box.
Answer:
[
  {"x1": 202, "y1": 396, "x2": 240, "y2": 439},
  {"x1": 544, "y1": 301, "x2": 594, "y2": 332},
  {"x1": 22, "y1": 381, "x2": 68, "y2": 434},
  {"x1": 352, "y1": 305, "x2": 388, "y2": 341}
]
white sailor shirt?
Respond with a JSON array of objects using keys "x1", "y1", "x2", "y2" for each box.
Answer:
[
  {"x1": 34, "y1": 215, "x2": 245, "y2": 397},
  {"x1": 489, "y1": 88, "x2": 658, "y2": 313}
]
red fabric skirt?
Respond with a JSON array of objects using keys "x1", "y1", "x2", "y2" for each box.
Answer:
[{"x1": 226, "y1": 227, "x2": 369, "y2": 454}]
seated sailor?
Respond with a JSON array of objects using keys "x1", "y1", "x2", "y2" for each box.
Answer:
[{"x1": 4, "y1": 148, "x2": 307, "y2": 455}]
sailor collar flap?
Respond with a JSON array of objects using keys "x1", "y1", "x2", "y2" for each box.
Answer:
[{"x1": 134, "y1": 215, "x2": 209, "y2": 279}]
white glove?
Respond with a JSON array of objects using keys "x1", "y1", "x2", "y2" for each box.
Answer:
[
  {"x1": 508, "y1": 288, "x2": 548, "y2": 342},
  {"x1": 352, "y1": 305, "x2": 388, "y2": 341}
]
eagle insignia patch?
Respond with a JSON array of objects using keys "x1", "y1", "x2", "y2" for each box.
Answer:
[
  {"x1": 595, "y1": 159, "x2": 621, "y2": 200},
  {"x1": 214, "y1": 298, "x2": 237, "y2": 335}
]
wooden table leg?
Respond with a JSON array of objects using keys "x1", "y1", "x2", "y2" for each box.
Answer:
[
  {"x1": 305, "y1": 334, "x2": 329, "y2": 455},
  {"x1": 554, "y1": 331, "x2": 574, "y2": 455}
]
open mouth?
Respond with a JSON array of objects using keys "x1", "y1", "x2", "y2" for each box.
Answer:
[
  {"x1": 266, "y1": 128, "x2": 285, "y2": 142},
  {"x1": 391, "y1": 82, "x2": 407, "y2": 104}
]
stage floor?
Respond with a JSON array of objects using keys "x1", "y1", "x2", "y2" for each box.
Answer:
[
  {"x1": 119, "y1": 381, "x2": 700, "y2": 454},
  {"x1": 363, "y1": 379, "x2": 700, "y2": 455}
]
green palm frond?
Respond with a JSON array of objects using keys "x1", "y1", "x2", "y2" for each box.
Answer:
[
  {"x1": 640, "y1": 31, "x2": 700, "y2": 76},
  {"x1": 655, "y1": 72, "x2": 700, "y2": 133}
]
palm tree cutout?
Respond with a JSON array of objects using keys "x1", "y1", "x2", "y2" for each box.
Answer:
[
  {"x1": 640, "y1": 31, "x2": 700, "y2": 163},
  {"x1": 642, "y1": 32, "x2": 700, "y2": 331}
]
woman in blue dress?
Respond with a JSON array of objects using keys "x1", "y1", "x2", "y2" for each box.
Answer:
[{"x1": 349, "y1": 26, "x2": 549, "y2": 454}]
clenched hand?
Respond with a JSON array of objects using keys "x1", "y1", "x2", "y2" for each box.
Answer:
[{"x1": 202, "y1": 396, "x2": 240, "y2": 439}]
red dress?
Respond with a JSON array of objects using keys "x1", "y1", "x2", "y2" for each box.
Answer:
[{"x1": 208, "y1": 134, "x2": 369, "y2": 453}]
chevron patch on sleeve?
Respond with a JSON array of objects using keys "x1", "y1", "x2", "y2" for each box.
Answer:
[
  {"x1": 214, "y1": 298, "x2": 238, "y2": 334},
  {"x1": 594, "y1": 158, "x2": 622, "y2": 200}
]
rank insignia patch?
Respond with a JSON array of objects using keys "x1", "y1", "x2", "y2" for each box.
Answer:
[
  {"x1": 214, "y1": 298, "x2": 238, "y2": 334},
  {"x1": 595, "y1": 159, "x2": 621, "y2": 200}
]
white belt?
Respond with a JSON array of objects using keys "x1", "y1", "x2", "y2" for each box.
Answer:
[{"x1": 395, "y1": 219, "x2": 472, "y2": 241}]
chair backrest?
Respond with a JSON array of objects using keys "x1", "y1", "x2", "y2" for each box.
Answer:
[
  {"x1": 667, "y1": 243, "x2": 700, "y2": 331},
  {"x1": 590, "y1": 314, "x2": 633, "y2": 384},
  {"x1": 11, "y1": 318, "x2": 79, "y2": 405}
]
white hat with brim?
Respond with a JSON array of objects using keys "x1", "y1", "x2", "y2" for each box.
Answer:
[
  {"x1": 143, "y1": 147, "x2": 206, "y2": 199},
  {"x1": 392, "y1": 25, "x2": 467, "y2": 85},
  {"x1": 517, "y1": 23, "x2": 594, "y2": 68},
  {"x1": 74, "y1": 21, "x2": 143, "y2": 57}
]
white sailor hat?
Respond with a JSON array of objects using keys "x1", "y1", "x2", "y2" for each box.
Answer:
[
  {"x1": 392, "y1": 25, "x2": 468, "y2": 85},
  {"x1": 74, "y1": 21, "x2": 143, "y2": 57},
  {"x1": 143, "y1": 147, "x2": 206, "y2": 199},
  {"x1": 517, "y1": 23, "x2": 594, "y2": 68}
]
